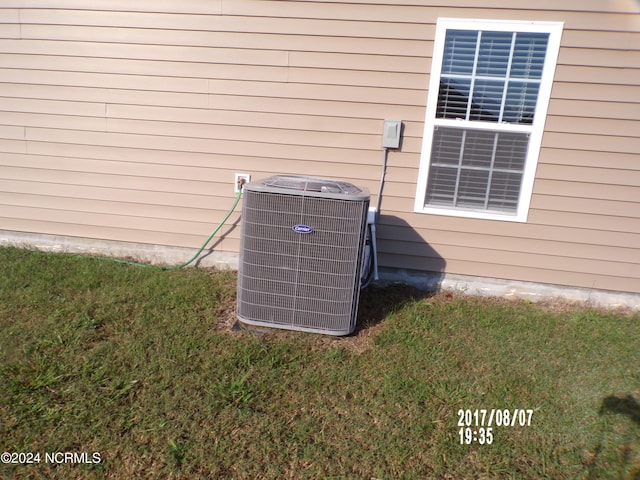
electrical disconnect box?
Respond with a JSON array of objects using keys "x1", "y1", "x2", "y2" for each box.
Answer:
[{"x1": 382, "y1": 120, "x2": 402, "y2": 149}]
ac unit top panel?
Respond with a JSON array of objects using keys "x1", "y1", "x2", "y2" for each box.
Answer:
[{"x1": 245, "y1": 175, "x2": 370, "y2": 201}]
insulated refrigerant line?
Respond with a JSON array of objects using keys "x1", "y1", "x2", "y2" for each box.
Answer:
[
  {"x1": 369, "y1": 146, "x2": 390, "y2": 284},
  {"x1": 361, "y1": 146, "x2": 390, "y2": 288}
]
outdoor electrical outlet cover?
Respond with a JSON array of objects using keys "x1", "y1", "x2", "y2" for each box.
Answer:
[
  {"x1": 382, "y1": 120, "x2": 402, "y2": 149},
  {"x1": 235, "y1": 173, "x2": 251, "y2": 192}
]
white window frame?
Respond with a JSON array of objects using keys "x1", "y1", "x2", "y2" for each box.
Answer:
[{"x1": 414, "y1": 18, "x2": 564, "y2": 222}]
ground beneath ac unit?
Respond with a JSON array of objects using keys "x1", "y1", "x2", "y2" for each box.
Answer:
[{"x1": 214, "y1": 291, "x2": 397, "y2": 355}]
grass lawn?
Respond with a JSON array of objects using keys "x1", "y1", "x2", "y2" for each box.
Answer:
[{"x1": 1, "y1": 246, "x2": 639, "y2": 479}]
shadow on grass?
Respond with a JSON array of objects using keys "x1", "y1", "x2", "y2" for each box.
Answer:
[
  {"x1": 586, "y1": 395, "x2": 640, "y2": 479},
  {"x1": 353, "y1": 214, "x2": 446, "y2": 336},
  {"x1": 599, "y1": 394, "x2": 640, "y2": 425},
  {"x1": 354, "y1": 283, "x2": 437, "y2": 335}
]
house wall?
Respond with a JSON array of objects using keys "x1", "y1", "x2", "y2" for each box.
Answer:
[{"x1": 1, "y1": 1, "x2": 639, "y2": 294}]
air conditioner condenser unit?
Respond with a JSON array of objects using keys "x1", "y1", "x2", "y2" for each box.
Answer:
[{"x1": 236, "y1": 175, "x2": 370, "y2": 335}]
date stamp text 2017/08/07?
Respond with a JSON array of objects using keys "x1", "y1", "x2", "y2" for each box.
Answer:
[{"x1": 457, "y1": 409, "x2": 534, "y2": 445}]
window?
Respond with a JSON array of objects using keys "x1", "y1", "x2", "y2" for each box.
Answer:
[{"x1": 415, "y1": 19, "x2": 563, "y2": 222}]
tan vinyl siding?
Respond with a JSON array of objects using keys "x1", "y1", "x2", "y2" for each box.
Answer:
[{"x1": 1, "y1": 1, "x2": 639, "y2": 294}]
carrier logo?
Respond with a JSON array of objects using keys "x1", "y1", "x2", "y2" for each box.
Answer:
[{"x1": 292, "y1": 224, "x2": 314, "y2": 234}]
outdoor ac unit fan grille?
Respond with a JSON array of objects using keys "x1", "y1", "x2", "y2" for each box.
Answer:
[{"x1": 237, "y1": 184, "x2": 369, "y2": 335}]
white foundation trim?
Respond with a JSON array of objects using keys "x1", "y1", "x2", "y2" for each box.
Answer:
[{"x1": 2, "y1": 230, "x2": 638, "y2": 311}]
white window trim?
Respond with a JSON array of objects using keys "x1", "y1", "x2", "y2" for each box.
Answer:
[{"x1": 414, "y1": 18, "x2": 564, "y2": 222}]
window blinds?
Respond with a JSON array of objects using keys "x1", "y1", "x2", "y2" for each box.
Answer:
[{"x1": 426, "y1": 29, "x2": 550, "y2": 213}]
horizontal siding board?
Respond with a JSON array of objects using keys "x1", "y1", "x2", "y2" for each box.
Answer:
[
  {"x1": 17, "y1": 7, "x2": 637, "y2": 37},
  {"x1": 0, "y1": 54, "x2": 290, "y2": 82},
  {"x1": 0, "y1": 168, "x2": 370, "y2": 205},
  {"x1": 209, "y1": 94, "x2": 426, "y2": 121},
  {"x1": 288, "y1": 51, "x2": 428, "y2": 74},
  {"x1": 18, "y1": 9, "x2": 434, "y2": 39},
  {"x1": 0, "y1": 204, "x2": 240, "y2": 238},
  {"x1": 378, "y1": 252, "x2": 640, "y2": 294},
  {"x1": 3, "y1": 0, "x2": 222, "y2": 15},
  {"x1": 0, "y1": 216, "x2": 232, "y2": 251},
  {"x1": 0, "y1": 83, "x2": 207, "y2": 109},
  {"x1": 381, "y1": 207, "x2": 640, "y2": 240},
  {"x1": 0, "y1": 178, "x2": 228, "y2": 211},
  {"x1": 0, "y1": 69, "x2": 210, "y2": 94},
  {"x1": 0, "y1": 24, "x2": 20, "y2": 39},
  {"x1": 0, "y1": 39, "x2": 291, "y2": 67},
  {"x1": 554, "y1": 65, "x2": 640, "y2": 86},
  {"x1": 198, "y1": 111, "x2": 392, "y2": 139},
  {"x1": 0, "y1": 9, "x2": 20, "y2": 23},
  {"x1": 531, "y1": 195, "x2": 639, "y2": 219},
  {"x1": 5, "y1": 0, "x2": 636, "y2": 14},
  {"x1": 17, "y1": 10, "x2": 223, "y2": 31},
  {"x1": 0, "y1": 165, "x2": 221, "y2": 197},
  {"x1": 558, "y1": 47, "x2": 640, "y2": 69},
  {"x1": 6, "y1": 5, "x2": 640, "y2": 40},
  {"x1": 533, "y1": 180, "x2": 638, "y2": 204},
  {"x1": 552, "y1": 82, "x2": 640, "y2": 104},
  {"x1": 4, "y1": 0, "x2": 223, "y2": 14},
  {"x1": 0, "y1": 138, "x2": 26, "y2": 154},
  {"x1": 0, "y1": 96, "x2": 106, "y2": 117},
  {"x1": 2, "y1": 112, "x2": 107, "y2": 132},
  {"x1": 207, "y1": 79, "x2": 427, "y2": 106},
  {"x1": 527, "y1": 210, "x2": 640, "y2": 235},
  {"x1": 20, "y1": 128, "x2": 389, "y2": 165},
  {"x1": 234, "y1": 1, "x2": 640, "y2": 44},
  {"x1": 0, "y1": 153, "x2": 222, "y2": 184},
  {"x1": 228, "y1": 0, "x2": 639, "y2": 14},
  {"x1": 0, "y1": 108, "x2": 419, "y2": 150},
  {"x1": 22, "y1": 140, "x2": 228, "y2": 168},
  {"x1": 561, "y1": 29, "x2": 640, "y2": 50},
  {"x1": 542, "y1": 132, "x2": 640, "y2": 155},
  {"x1": 547, "y1": 99, "x2": 640, "y2": 121},
  {"x1": 379, "y1": 224, "x2": 640, "y2": 265},
  {"x1": 0, "y1": 170, "x2": 373, "y2": 210},
  {"x1": 0, "y1": 142, "x2": 400, "y2": 182},
  {"x1": 0, "y1": 192, "x2": 230, "y2": 225},
  {"x1": 545, "y1": 116, "x2": 640, "y2": 138},
  {"x1": 377, "y1": 252, "x2": 446, "y2": 275},
  {"x1": 222, "y1": 1, "x2": 430, "y2": 22},
  {"x1": 1, "y1": 111, "x2": 393, "y2": 151},
  {"x1": 19, "y1": 141, "x2": 384, "y2": 182},
  {"x1": 539, "y1": 148, "x2": 638, "y2": 170},
  {"x1": 20, "y1": 25, "x2": 432, "y2": 57},
  {"x1": 535, "y1": 164, "x2": 640, "y2": 187},
  {"x1": 104, "y1": 118, "x2": 382, "y2": 151},
  {"x1": 0, "y1": 69, "x2": 427, "y2": 107},
  {"x1": 379, "y1": 213, "x2": 640, "y2": 250},
  {"x1": 287, "y1": 67, "x2": 428, "y2": 89},
  {"x1": 0, "y1": 125, "x2": 25, "y2": 140},
  {"x1": 380, "y1": 240, "x2": 638, "y2": 278},
  {"x1": 107, "y1": 105, "x2": 394, "y2": 136},
  {"x1": 18, "y1": 24, "x2": 638, "y2": 55}
]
